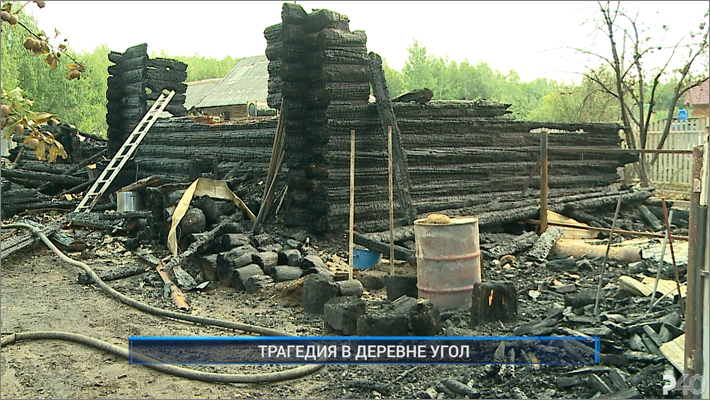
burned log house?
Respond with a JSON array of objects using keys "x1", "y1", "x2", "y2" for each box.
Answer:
[
  {"x1": 1, "y1": 4, "x2": 640, "y2": 240},
  {"x1": 133, "y1": 5, "x2": 639, "y2": 236}
]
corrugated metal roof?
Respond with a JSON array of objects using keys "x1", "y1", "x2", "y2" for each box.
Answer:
[
  {"x1": 685, "y1": 80, "x2": 709, "y2": 106},
  {"x1": 185, "y1": 78, "x2": 221, "y2": 110},
  {"x1": 195, "y1": 55, "x2": 269, "y2": 109}
]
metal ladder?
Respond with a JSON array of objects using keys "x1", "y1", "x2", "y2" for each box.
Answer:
[{"x1": 74, "y1": 90, "x2": 175, "y2": 213}]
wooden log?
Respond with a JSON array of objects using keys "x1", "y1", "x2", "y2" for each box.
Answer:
[
  {"x1": 50, "y1": 231, "x2": 86, "y2": 252},
  {"x1": 78, "y1": 264, "x2": 150, "y2": 285},
  {"x1": 270, "y1": 265, "x2": 303, "y2": 282},
  {"x1": 252, "y1": 251, "x2": 279, "y2": 272},
  {"x1": 527, "y1": 226, "x2": 563, "y2": 262},
  {"x1": 368, "y1": 52, "x2": 417, "y2": 224},
  {"x1": 178, "y1": 208, "x2": 206, "y2": 236},
  {"x1": 278, "y1": 248, "x2": 302, "y2": 266},
  {"x1": 470, "y1": 282, "x2": 518, "y2": 325},
  {"x1": 217, "y1": 233, "x2": 250, "y2": 251},
  {"x1": 552, "y1": 239, "x2": 643, "y2": 262},
  {"x1": 66, "y1": 212, "x2": 129, "y2": 231},
  {"x1": 337, "y1": 279, "x2": 364, "y2": 297},
  {"x1": 230, "y1": 264, "x2": 266, "y2": 291},
  {"x1": 118, "y1": 175, "x2": 162, "y2": 192},
  {"x1": 216, "y1": 245, "x2": 258, "y2": 284},
  {"x1": 1, "y1": 169, "x2": 85, "y2": 186},
  {"x1": 155, "y1": 261, "x2": 189, "y2": 310},
  {"x1": 636, "y1": 204, "x2": 663, "y2": 231},
  {"x1": 352, "y1": 231, "x2": 415, "y2": 263},
  {"x1": 483, "y1": 230, "x2": 538, "y2": 260},
  {"x1": 191, "y1": 196, "x2": 221, "y2": 223}
]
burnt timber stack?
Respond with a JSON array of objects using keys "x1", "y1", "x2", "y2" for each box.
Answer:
[{"x1": 105, "y1": 43, "x2": 188, "y2": 190}]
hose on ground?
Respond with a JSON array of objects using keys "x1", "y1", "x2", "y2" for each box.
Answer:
[
  {"x1": 1, "y1": 331, "x2": 321, "y2": 383},
  {"x1": 1, "y1": 222, "x2": 323, "y2": 382}
]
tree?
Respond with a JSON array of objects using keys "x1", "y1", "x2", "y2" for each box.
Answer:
[
  {"x1": 576, "y1": 1, "x2": 709, "y2": 186},
  {"x1": 1, "y1": 0, "x2": 80, "y2": 161},
  {"x1": 382, "y1": 58, "x2": 405, "y2": 98}
]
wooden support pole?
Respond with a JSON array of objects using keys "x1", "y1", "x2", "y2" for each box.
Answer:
[
  {"x1": 539, "y1": 129, "x2": 549, "y2": 233},
  {"x1": 648, "y1": 210, "x2": 673, "y2": 314},
  {"x1": 593, "y1": 192, "x2": 623, "y2": 320},
  {"x1": 685, "y1": 145, "x2": 705, "y2": 381},
  {"x1": 349, "y1": 129, "x2": 355, "y2": 281},
  {"x1": 388, "y1": 126, "x2": 395, "y2": 275},
  {"x1": 662, "y1": 198, "x2": 685, "y2": 317}
]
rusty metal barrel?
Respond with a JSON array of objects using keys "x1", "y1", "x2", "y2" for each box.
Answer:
[{"x1": 414, "y1": 216, "x2": 481, "y2": 310}]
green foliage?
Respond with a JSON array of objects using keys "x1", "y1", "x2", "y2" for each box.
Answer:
[
  {"x1": 1, "y1": 6, "x2": 106, "y2": 135},
  {"x1": 151, "y1": 50, "x2": 238, "y2": 82}
]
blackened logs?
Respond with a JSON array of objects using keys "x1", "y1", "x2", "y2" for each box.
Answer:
[
  {"x1": 353, "y1": 231, "x2": 415, "y2": 263},
  {"x1": 1, "y1": 169, "x2": 85, "y2": 186},
  {"x1": 1, "y1": 217, "x2": 67, "y2": 259},
  {"x1": 527, "y1": 226, "x2": 564, "y2": 262},
  {"x1": 304, "y1": 9, "x2": 349, "y2": 32},
  {"x1": 178, "y1": 208, "x2": 206, "y2": 236},
  {"x1": 636, "y1": 204, "x2": 663, "y2": 231},
  {"x1": 483, "y1": 231, "x2": 539, "y2": 260},
  {"x1": 78, "y1": 264, "x2": 150, "y2": 285},
  {"x1": 470, "y1": 282, "x2": 518, "y2": 325}
]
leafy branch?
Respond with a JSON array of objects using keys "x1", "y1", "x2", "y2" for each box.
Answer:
[{"x1": 1, "y1": 1, "x2": 85, "y2": 79}]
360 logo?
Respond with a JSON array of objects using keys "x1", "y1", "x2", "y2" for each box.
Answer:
[{"x1": 662, "y1": 374, "x2": 706, "y2": 395}]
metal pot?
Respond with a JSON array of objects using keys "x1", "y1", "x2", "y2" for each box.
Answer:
[{"x1": 116, "y1": 191, "x2": 145, "y2": 212}]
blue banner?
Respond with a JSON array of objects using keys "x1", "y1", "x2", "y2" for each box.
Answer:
[{"x1": 129, "y1": 336, "x2": 599, "y2": 365}]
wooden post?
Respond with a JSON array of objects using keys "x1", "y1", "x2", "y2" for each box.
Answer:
[
  {"x1": 593, "y1": 192, "x2": 623, "y2": 320},
  {"x1": 349, "y1": 129, "x2": 355, "y2": 281},
  {"x1": 661, "y1": 198, "x2": 685, "y2": 317},
  {"x1": 539, "y1": 129, "x2": 549, "y2": 233},
  {"x1": 685, "y1": 145, "x2": 705, "y2": 380},
  {"x1": 388, "y1": 126, "x2": 395, "y2": 275}
]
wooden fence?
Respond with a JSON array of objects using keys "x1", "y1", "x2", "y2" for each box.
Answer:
[{"x1": 623, "y1": 117, "x2": 709, "y2": 191}]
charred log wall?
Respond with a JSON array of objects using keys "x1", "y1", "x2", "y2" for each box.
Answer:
[
  {"x1": 323, "y1": 101, "x2": 636, "y2": 232},
  {"x1": 133, "y1": 118, "x2": 277, "y2": 182},
  {"x1": 105, "y1": 43, "x2": 188, "y2": 191},
  {"x1": 275, "y1": 3, "x2": 369, "y2": 233}
]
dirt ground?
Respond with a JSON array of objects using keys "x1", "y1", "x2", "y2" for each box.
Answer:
[{"x1": 1, "y1": 223, "x2": 682, "y2": 399}]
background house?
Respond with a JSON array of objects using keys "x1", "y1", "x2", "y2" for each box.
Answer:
[
  {"x1": 684, "y1": 80, "x2": 709, "y2": 119},
  {"x1": 188, "y1": 55, "x2": 271, "y2": 120},
  {"x1": 185, "y1": 78, "x2": 221, "y2": 112}
]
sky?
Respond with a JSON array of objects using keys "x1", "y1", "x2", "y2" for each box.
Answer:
[{"x1": 30, "y1": 1, "x2": 710, "y2": 84}]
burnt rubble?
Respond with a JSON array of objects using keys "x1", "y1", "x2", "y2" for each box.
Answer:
[{"x1": 1, "y1": 122, "x2": 108, "y2": 218}]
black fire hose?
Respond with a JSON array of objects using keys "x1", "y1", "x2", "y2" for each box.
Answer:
[{"x1": 0, "y1": 222, "x2": 323, "y2": 382}]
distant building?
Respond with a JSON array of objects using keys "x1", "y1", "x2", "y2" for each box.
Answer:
[
  {"x1": 185, "y1": 78, "x2": 221, "y2": 111},
  {"x1": 188, "y1": 55, "x2": 271, "y2": 120},
  {"x1": 684, "y1": 80, "x2": 709, "y2": 119}
]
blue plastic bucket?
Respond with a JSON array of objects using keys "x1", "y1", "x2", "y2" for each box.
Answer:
[{"x1": 353, "y1": 248, "x2": 382, "y2": 270}]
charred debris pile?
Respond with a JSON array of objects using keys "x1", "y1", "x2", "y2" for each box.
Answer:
[{"x1": 1, "y1": 122, "x2": 107, "y2": 217}]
